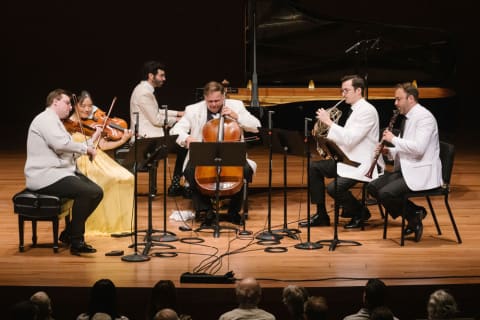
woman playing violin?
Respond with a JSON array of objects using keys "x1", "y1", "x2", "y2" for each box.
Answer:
[
  {"x1": 66, "y1": 90, "x2": 134, "y2": 235},
  {"x1": 67, "y1": 90, "x2": 133, "y2": 150}
]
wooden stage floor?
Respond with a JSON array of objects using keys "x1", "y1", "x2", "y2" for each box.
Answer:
[{"x1": 1, "y1": 134, "x2": 479, "y2": 319}]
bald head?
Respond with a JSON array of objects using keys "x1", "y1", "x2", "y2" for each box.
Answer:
[
  {"x1": 236, "y1": 277, "x2": 262, "y2": 308},
  {"x1": 30, "y1": 291, "x2": 52, "y2": 318},
  {"x1": 154, "y1": 308, "x2": 179, "y2": 320}
]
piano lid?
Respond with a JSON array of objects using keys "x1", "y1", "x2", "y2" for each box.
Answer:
[{"x1": 245, "y1": 0, "x2": 456, "y2": 87}]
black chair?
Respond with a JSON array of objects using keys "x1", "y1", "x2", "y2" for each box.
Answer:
[
  {"x1": 382, "y1": 141, "x2": 462, "y2": 246},
  {"x1": 12, "y1": 189, "x2": 72, "y2": 253}
]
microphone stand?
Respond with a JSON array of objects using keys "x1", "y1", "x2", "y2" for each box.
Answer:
[
  {"x1": 122, "y1": 112, "x2": 150, "y2": 262},
  {"x1": 256, "y1": 111, "x2": 283, "y2": 242},
  {"x1": 295, "y1": 118, "x2": 322, "y2": 250},
  {"x1": 151, "y1": 105, "x2": 178, "y2": 243}
]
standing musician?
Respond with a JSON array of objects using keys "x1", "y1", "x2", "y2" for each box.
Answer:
[
  {"x1": 367, "y1": 82, "x2": 441, "y2": 242},
  {"x1": 170, "y1": 81, "x2": 261, "y2": 225},
  {"x1": 300, "y1": 75, "x2": 381, "y2": 229},
  {"x1": 66, "y1": 90, "x2": 134, "y2": 235},
  {"x1": 129, "y1": 61, "x2": 186, "y2": 196},
  {"x1": 25, "y1": 89, "x2": 103, "y2": 254}
]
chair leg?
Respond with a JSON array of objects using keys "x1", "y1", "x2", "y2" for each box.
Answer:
[
  {"x1": 426, "y1": 196, "x2": 442, "y2": 235},
  {"x1": 360, "y1": 184, "x2": 367, "y2": 231},
  {"x1": 381, "y1": 205, "x2": 388, "y2": 239},
  {"x1": 32, "y1": 220, "x2": 38, "y2": 246},
  {"x1": 18, "y1": 216, "x2": 25, "y2": 252},
  {"x1": 401, "y1": 204, "x2": 407, "y2": 246},
  {"x1": 444, "y1": 195, "x2": 462, "y2": 244},
  {"x1": 52, "y1": 218, "x2": 59, "y2": 253}
]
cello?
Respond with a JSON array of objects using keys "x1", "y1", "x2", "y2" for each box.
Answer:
[{"x1": 194, "y1": 91, "x2": 244, "y2": 197}]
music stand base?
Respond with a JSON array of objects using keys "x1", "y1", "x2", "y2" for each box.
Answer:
[
  {"x1": 121, "y1": 252, "x2": 150, "y2": 262},
  {"x1": 151, "y1": 232, "x2": 178, "y2": 242},
  {"x1": 272, "y1": 227, "x2": 301, "y2": 240},
  {"x1": 294, "y1": 241, "x2": 323, "y2": 250},
  {"x1": 238, "y1": 229, "x2": 253, "y2": 236},
  {"x1": 316, "y1": 239, "x2": 362, "y2": 251},
  {"x1": 256, "y1": 231, "x2": 283, "y2": 241},
  {"x1": 195, "y1": 224, "x2": 238, "y2": 238}
]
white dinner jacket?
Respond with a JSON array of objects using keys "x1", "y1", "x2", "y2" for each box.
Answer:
[
  {"x1": 170, "y1": 99, "x2": 261, "y2": 172},
  {"x1": 390, "y1": 104, "x2": 442, "y2": 191},
  {"x1": 327, "y1": 98, "x2": 381, "y2": 182}
]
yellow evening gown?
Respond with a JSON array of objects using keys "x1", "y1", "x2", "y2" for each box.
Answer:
[{"x1": 72, "y1": 133, "x2": 134, "y2": 235}]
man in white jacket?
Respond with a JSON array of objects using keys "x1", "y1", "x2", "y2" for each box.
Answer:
[
  {"x1": 367, "y1": 82, "x2": 442, "y2": 242},
  {"x1": 170, "y1": 81, "x2": 261, "y2": 225},
  {"x1": 300, "y1": 75, "x2": 381, "y2": 229}
]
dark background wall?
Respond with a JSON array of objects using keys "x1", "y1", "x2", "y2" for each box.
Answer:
[{"x1": 4, "y1": 0, "x2": 477, "y2": 149}]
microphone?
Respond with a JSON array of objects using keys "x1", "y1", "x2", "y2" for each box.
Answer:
[{"x1": 345, "y1": 41, "x2": 361, "y2": 54}]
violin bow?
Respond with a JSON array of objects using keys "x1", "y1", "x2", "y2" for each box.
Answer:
[{"x1": 94, "y1": 96, "x2": 117, "y2": 149}]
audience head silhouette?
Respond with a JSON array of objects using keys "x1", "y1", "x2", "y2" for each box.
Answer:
[
  {"x1": 304, "y1": 296, "x2": 328, "y2": 320},
  {"x1": 236, "y1": 277, "x2": 262, "y2": 308},
  {"x1": 282, "y1": 284, "x2": 309, "y2": 319},
  {"x1": 364, "y1": 278, "x2": 387, "y2": 310},
  {"x1": 10, "y1": 300, "x2": 39, "y2": 320},
  {"x1": 371, "y1": 306, "x2": 394, "y2": 320},
  {"x1": 427, "y1": 289, "x2": 457, "y2": 319},
  {"x1": 30, "y1": 291, "x2": 53, "y2": 320},
  {"x1": 86, "y1": 278, "x2": 121, "y2": 319},
  {"x1": 153, "y1": 308, "x2": 179, "y2": 320},
  {"x1": 147, "y1": 280, "x2": 178, "y2": 319}
]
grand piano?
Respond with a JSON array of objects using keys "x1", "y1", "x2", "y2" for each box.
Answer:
[{"x1": 230, "y1": 0, "x2": 457, "y2": 133}]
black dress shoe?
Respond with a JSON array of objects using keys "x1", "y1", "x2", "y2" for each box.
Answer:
[
  {"x1": 70, "y1": 242, "x2": 97, "y2": 255},
  {"x1": 405, "y1": 207, "x2": 427, "y2": 235},
  {"x1": 414, "y1": 221, "x2": 423, "y2": 242},
  {"x1": 59, "y1": 230, "x2": 71, "y2": 244},
  {"x1": 299, "y1": 214, "x2": 330, "y2": 227},
  {"x1": 344, "y1": 217, "x2": 363, "y2": 229}
]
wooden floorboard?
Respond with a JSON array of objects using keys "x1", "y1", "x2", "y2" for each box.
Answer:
[{"x1": 1, "y1": 133, "x2": 479, "y2": 319}]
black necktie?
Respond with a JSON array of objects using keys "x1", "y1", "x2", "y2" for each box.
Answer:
[{"x1": 399, "y1": 116, "x2": 407, "y2": 138}]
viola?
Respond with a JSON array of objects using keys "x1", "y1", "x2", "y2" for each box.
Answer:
[{"x1": 63, "y1": 109, "x2": 128, "y2": 141}]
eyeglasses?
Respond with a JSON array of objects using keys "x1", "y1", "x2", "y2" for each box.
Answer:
[{"x1": 341, "y1": 88, "x2": 353, "y2": 94}]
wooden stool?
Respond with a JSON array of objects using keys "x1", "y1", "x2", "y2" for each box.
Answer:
[{"x1": 12, "y1": 189, "x2": 72, "y2": 253}]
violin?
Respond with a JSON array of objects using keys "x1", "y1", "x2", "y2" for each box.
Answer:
[{"x1": 63, "y1": 108, "x2": 128, "y2": 141}]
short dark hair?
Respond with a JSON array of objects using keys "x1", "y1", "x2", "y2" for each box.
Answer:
[
  {"x1": 395, "y1": 82, "x2": 419, "y2": 102},
  {"x1": 341, "y1": 74, "x2": 366, "y2": 96},
  {"x1": 142, "y1": 61, "x2": 166, "y2": 80},
  {"x1": 364, "y1": 278, "x2": 387, "y2": 309}
]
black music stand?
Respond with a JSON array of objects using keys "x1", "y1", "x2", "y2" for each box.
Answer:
[
  {"x1": 295, "y1": 117, "x2": 322, "y2": 250},
  {"x1": 126, "y1": 136, "x2": 178, "y2": 256},
  {"x1": 189, "y1": 141, "x2": 247, "y2": 238},
  {"x1": 260, "y1": 128, "x2": 303, "y2": 239},
  {"x1": 315, "y1": 136, "x2": 362, "y2": 251}
]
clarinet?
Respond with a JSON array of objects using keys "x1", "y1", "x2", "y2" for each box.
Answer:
[{"x1": 365, "y1": 110, "x2": 400, "y2": 178}]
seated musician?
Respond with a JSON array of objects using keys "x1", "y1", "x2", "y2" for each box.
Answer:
[
  {"x1": 300, "y1": 75, "x2": 382, "y2": 229},
  {"x1": 65, "y1": 90, "x2": 134, "y2": 235},
  {"x1": 170, "y1": 81, "x2": 261, "y2": 225}
]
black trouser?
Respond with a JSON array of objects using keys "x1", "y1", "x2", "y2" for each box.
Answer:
[
  {"x1": 183, "y1": 161, "x2": 253, "y2": 215},
  {"x1": 367, "y1": 170, "x2": 417, "y2": 220},
  {"x1": 310, "y1": 159, "x2": 363, "y2": 215},
  {"x1": 36, "y1": 173, "x2": 103, "y2": 244}
]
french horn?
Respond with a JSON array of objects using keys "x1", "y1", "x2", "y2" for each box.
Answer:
[{"x1": 312, "y1": 99, "x2": 344, "y2": 157}]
